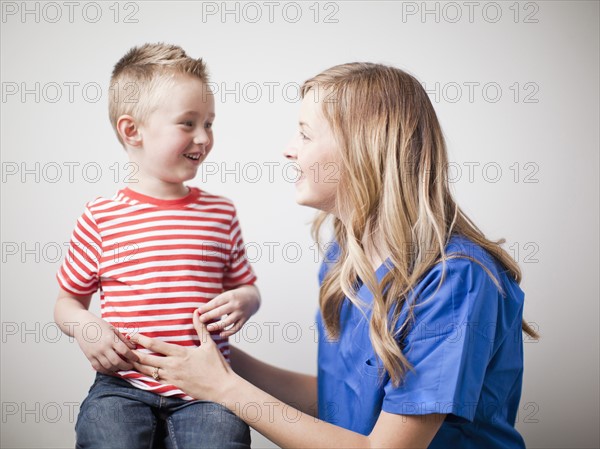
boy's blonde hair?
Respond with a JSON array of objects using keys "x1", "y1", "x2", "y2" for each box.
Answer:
[{"x1": 109, "y1": 43, "x2": 209, "y2": 146}]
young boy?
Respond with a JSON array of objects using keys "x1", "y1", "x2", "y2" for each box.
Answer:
[{"x1": 54, "y1": 43, "x2": 259, "y2": 448}]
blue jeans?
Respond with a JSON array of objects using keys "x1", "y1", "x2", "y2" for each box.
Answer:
[{"x1": 75, "y1": 373, "x2": 251, "y2": 449}]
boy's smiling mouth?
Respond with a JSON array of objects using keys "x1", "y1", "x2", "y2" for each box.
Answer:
[{"x1": 184, "y1": 153, "x2": 202, "y2": 161}]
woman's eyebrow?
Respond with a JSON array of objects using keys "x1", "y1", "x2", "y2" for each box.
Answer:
[{"x1": 299, "y1": 121, "x2": 311, "y2": 129}]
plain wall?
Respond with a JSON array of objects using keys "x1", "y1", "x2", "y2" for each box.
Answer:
[{"x1": 1, "y1": 1, "x2": 598, "y2": 448}]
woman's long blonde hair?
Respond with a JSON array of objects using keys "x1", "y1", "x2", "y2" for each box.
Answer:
[{"x1": 303, "y1": 63, "x2": 538, "y2": 386}]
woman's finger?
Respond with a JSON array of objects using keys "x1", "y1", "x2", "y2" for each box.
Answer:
[
  {"x1": 131, "y1": 350, "x2": 169, "y2": 368},
  {"x1": 129, "y1": 333, "x2": 180, "y2": 356},
  {"x1": 131, "y1": 361, "x2": 169, "y2": 382},
  {"x1": 193, "y1": 309, "x2": 216, "y2": 346},
  {"x1": 115, "y1": 328, "x2": 137, "y2": 349}
]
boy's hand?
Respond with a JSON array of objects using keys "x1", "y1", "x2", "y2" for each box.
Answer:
[
  {"x1": 196, "y1": 285, "x2": 260, "y2": 338},
  {"x1": 74, "y1": 314, "x2": 137, "y2": 375}
]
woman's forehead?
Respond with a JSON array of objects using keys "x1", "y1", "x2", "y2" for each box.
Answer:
[{"x1": 299, "y1": 94, "x2": 326, "y2": 126}]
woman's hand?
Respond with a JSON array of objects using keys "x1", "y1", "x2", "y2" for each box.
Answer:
[
  {"x1": 129, "y1": 310, "x2": 236, "y2": 401},
  {"x1": 130, "y1": 312, "x2": 444, "y2": 449}
]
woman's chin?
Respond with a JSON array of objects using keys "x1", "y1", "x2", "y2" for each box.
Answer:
[
  {"x1": 295, "y1": 195, "x2": 309, "y2": 207},
  {"x1": 295, "y1": 194, "x2": 313, "y2": 208},
  {"x1": 295, "y1": 197, "x2": 329, "y2": 214}
]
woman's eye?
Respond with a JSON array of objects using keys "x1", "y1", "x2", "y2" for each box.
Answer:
[
  {"x1": 182, "y1": 121, "x2": 194, "y2": 127},
  {"x1": 205, "y1": 122, "x2": 213, "y2": 129},
  {"x1": 299, "y1": 131, "x2": 309, "y2": 141}
]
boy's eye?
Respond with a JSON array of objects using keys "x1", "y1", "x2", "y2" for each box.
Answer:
[
  {"x1": 182, "y1": 121, "x2": 194, "y2": 127},
  {"x1": 299, "y1": 131, "x2": 309, "y2": 141},
  {"x1": 205, "y1": 122, "x2": 213, "y2": 129}
]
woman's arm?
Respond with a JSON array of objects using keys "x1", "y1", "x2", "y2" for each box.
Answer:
[
  {"x1": 130, "y1": 311, "x2": 445, "y2": 449},
  {"x1": 219, "y1": 372, "x2": 444, "y2": 449},
  {"x1": 230, "y1": 345, "x2": 318, "y2": 416},
  {"x1": 215, "y1": 375, "x2": 444, "y2": 449}
]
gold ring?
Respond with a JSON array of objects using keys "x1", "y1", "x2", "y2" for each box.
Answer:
[{"x1": 152, "y1": 366, "x2": 160, "y2": 380}]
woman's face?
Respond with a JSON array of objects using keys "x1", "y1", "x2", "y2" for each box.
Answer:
[{"x1": 284, "y1": 92, "x2": 342, "y2": 214}]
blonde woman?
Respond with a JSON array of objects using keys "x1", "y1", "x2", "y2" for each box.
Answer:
[{"x1": 129, "y1": 63, "x2": 537, "y2": 448}]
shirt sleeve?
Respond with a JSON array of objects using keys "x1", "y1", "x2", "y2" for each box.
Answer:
[
  {"x1": 382, "y1": 256, "x2": 500, "y2": 423},
  {"x1": 56, "y1": 203, "x2": 102, "y2": 296},
  {"x1": 223, "y1": 206, "x2": 257, "y2": 290}
]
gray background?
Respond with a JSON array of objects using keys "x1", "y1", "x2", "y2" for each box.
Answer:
[{"x1": 1, "y1": 1, "x2": 598, "y2": 448}]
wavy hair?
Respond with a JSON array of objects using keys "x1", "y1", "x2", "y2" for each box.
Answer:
[{"x1": 303, "y1": 63, "x2": 538, "y2": 386}]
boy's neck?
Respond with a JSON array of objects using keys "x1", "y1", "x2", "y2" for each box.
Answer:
[{"x1": 124, "y1": 180, "x2": 190, "y2": 200}]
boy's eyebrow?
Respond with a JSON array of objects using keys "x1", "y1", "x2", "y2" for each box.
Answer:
[
  {"x1": 177, "y1": 110, "x2": 216, "y2": 118},
  {"x1": 299, "y1": 121, "x2": 311, "y2": 129}
]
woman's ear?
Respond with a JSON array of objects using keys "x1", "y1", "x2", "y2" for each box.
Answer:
[{"x1": 117, "y1": 115, "x2": 143, "y2": 147}]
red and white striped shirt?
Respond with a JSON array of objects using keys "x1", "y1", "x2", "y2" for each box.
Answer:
[{"x1": 57, "y1": 186, "x2": 257, "y2": 400}]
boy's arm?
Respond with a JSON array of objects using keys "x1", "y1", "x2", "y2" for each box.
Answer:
[
  {"x1": 196, "y1": 284, "x2": 261, "y2": 338},
  {"x1": 54, "y1": 287, "x2": 137, "y2": 373}
]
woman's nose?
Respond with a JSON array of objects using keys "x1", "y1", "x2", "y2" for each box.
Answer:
[{"x1": 283, "y1": 140, "x2": 298, "y2": 160}]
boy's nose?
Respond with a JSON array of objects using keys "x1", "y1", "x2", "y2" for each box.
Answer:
[{"x1": 193, "y1": 130, "x2": 209, "y2": 145}]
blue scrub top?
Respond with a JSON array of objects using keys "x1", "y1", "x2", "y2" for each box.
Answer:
[{"x1": 316, "y1": 235, "x2": 526, "y2": 448}]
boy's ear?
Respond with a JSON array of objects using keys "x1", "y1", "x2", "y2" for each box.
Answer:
[{"x1": 117, "y1": 115, "x2": 143, "y2": 147}]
